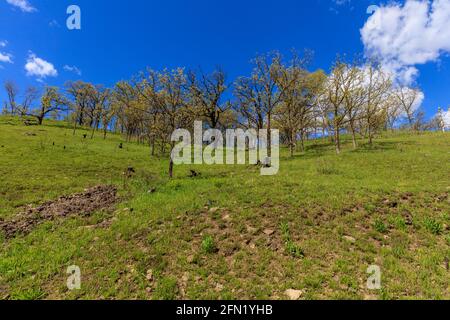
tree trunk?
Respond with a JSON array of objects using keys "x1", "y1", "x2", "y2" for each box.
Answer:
[
  {"x1": 267, "y1": 113, "x2": 272, "y2": 158},
  {"x1": 334, "y1": 129, "x2": 341, "y2": 154},
  {"x1": 169, "y1": 158, "x2": 174, "y2": 178},
  {"x1": 368, "y1": 124, "x2": 373, "y2": 145},
  {"x1": 37, "y1": 108, "x2": 45, "y2": 125},
  {"x1": 78, "y1": 109, "x2": 84, "y2": 126},
  {"x1": 290, "y1": 130, "x2": 295, "y2": 157},
  {"x1": 350, "y1": 123, "x2": 357, "y2": 149},
  {"x1": 151, "y1": 137, "x2": 155, "y2": 156},
  {"x1": 299, "y1": 131, "x2": 305, "y2": 153},
  {"x1": 91, "y1": 125, "x2": 96, "y2": 139}
]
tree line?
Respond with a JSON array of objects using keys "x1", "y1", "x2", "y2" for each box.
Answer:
[{"x1": 3, "y1": 52, "x2": 448, "y2": 161}]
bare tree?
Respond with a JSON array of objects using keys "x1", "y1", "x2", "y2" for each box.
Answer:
[
  {"x1": 233, "y1": 52, "x2": 284, "y2": 158},
  {"x1": 113, "y1": 80, "x2": 143, "y2": 142},
  {"x1": 188, "y1": 68, "x2": 229, "y2": 129},
  {"x1": 89, "y1": 87, "x2": 110, "y2": 139},
  {"x1": 4, "y1": 81, "x2": 18, "y2": 115},
  {"x1": 384, "y1": 93, "x2": 403, "y2": 131},
  {"x1": 361, "y1": 62, "x2": 392, "y2": 144},
  {"x1": 322, "y1": 60, "x2": 354, "y2": 154},
  {"x1": 342, "y1": 65, "x2": 365, "y2": 149},
  {"x1": 274, "y1": 53, "x2": 325, "y2": 156},
  {"x1": 66, "y1": 81, "x2": 97, "y2": 131},
  {"x1": 274, "y1": 63, "x2": 305, "y2": 156},
  {"x1": 140, "y1": 68, "x2": 191, "y2": 177},
  {"x1": 252, "y1": 53, "x2": 283, "y2": 156},
  {"x1": 436, "y1": 107, "x2": 446, "y2": 133},
  {"x1": 233, "y1": 76, "x2": 265, "y2": 132},
  {"x1": 394, "y1": 86, "x2": 423, "y2": 130},
  {"x1": 20, "y1": 86, "x2": 39, "y2": 116}
]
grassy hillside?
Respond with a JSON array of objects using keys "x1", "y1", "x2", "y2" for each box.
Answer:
[{"x1": 0, "y1": 116, "x2": 449, "y2": 300}]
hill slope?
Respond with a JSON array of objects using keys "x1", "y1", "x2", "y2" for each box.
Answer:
[{"x1": 0, "y1": 117, "x2": 449, "y2": 299}]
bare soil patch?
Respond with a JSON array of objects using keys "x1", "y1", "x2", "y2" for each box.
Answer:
[{"x1": 0, "y1": 185, "x2": 118, "y2": 239}]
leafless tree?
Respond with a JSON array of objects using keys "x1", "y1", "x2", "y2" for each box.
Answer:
[
  {"x1": 361, "y1": 62, "x2": 392, "y2": 144},
  {"x1": 20, "y1": 86, "x2": 39, "y2": 116},
  {"x1": 188, "y1": 68, "x2": 230, "y2": 129},
  {"x1": 4, "y1": 81, "x2": 18, "y2": 115},
  {"x1": 322, "y1": 60, "x2": 355, "y2": 154},
  {"x1": 394, "y1": 86, "x2": 423, "y2": 130}
]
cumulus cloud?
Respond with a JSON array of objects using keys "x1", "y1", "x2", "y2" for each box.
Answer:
[
  {"x1": 0, "y1": 52, "x2": 13, "y2": 63},
  {"x1": 361, "y1": 0, "x2": 450, "y2": 85},
  {"x1": 441, "y1": 109, "x2": 450, "y2": 129},
  {"x1": 0, "y1": 41, "x2": 13, "y2": 65},
  {"x1": 6, "y1": 0, "x2": 36, "y2": 12},
  {"x1": 25, "y1": 52, "x2": 58, "y2": 79},
  {"x1": 63, "y1": 65, "x2": 82, "y2": 76}
]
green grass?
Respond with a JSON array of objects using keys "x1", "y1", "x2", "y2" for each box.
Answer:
[
  {"x1": 0, "y1": 116, "x2": 449, "y2": 300},
  {"x1": 201, "y1": 235, "x2": 217, "y2": 254}
]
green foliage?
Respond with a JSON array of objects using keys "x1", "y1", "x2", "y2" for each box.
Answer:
[
  {"x1": 391, "y1": 216, "x2": 407, "y2": 231},
  {"x1": 364, "y1": 203, "x2": 377, "y2": 214},
  {"x1": 153, "y1": 276, "x2": 178, "y2": 300},
  {"x1": 201, "y1": 235, "x2": 217, "y2": 254},
  {"x1": 374, "y1": 218, "x2": 388, "y2": 234},
  {"x1": 424, "y1": 218, "x2": 443, "y2": 235},
  {"x1": 280, "y1": 222, "x2": 304, "y2": 258}
]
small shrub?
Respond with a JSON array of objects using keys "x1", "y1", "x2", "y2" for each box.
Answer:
[
  {"x1": 424, "y1": 218, "x2": 443, "y2": 235},
  {"x1": 374, "y1": 219, "x2": 388, "y2": 233},
  {"x1": 285, "y1": 240, "x2": 305, "y2": 258},
  {"x1": 201, "y1": 235, "x2": 217, "y2": 254},
  {"x1": 280, "y1": 222, "x2": 290, "y2": 237},
  {"x1": 280, "y1": 222, "x2": 304, "y2": 258},
  {"x1": 392, "y1": 216, "x2": 407, "y2": 230}
]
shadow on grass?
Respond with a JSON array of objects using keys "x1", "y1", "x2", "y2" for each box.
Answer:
[{"x1": 349, "y1": 141, "x2": 415, "y2": 153}]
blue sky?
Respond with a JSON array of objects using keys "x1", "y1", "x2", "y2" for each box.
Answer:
[{"x1": 1, "y1": 0, "x2": 449, "y2": 119}]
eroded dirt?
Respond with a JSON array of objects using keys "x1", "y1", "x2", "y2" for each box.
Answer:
[{"x1": 0, "y1": 185, "x2": 118, "y2": 239}]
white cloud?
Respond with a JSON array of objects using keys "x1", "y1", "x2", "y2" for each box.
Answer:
[
  {"x1": 333, "y1": 0, "x2": 351, "y2": 6},
  {"x1": 441, "y1": 109, "x2": 450, "y2": 128},
  {"x1": 6, "y1": 0, "x2": 36, "y2": 12},
  {"x1": 361, "y1": 0, "x2": 450, "y2": 85},
  {"x1": 0, "y1": 40, "x2": 13, "y2": 65},
  {"x1": 63, "y1": 65, "x2": 82, "y2": 76},
  {"x1": 25, "y1": 52, "x2": 58, "y2": 79},
  {"x1": 0, "y1": 52, "x2": 13, "y2": 63},
  {"x1": 329, "y1": 0, "x2": 354, "y2": 14},
  {"x1": 49, "y1": 19, "x2": 60, "y2": 28}
]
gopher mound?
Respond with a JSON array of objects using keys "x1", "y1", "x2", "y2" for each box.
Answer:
[{"x1": 0, "y1": 185, "x2": 117, "y2": 239}]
